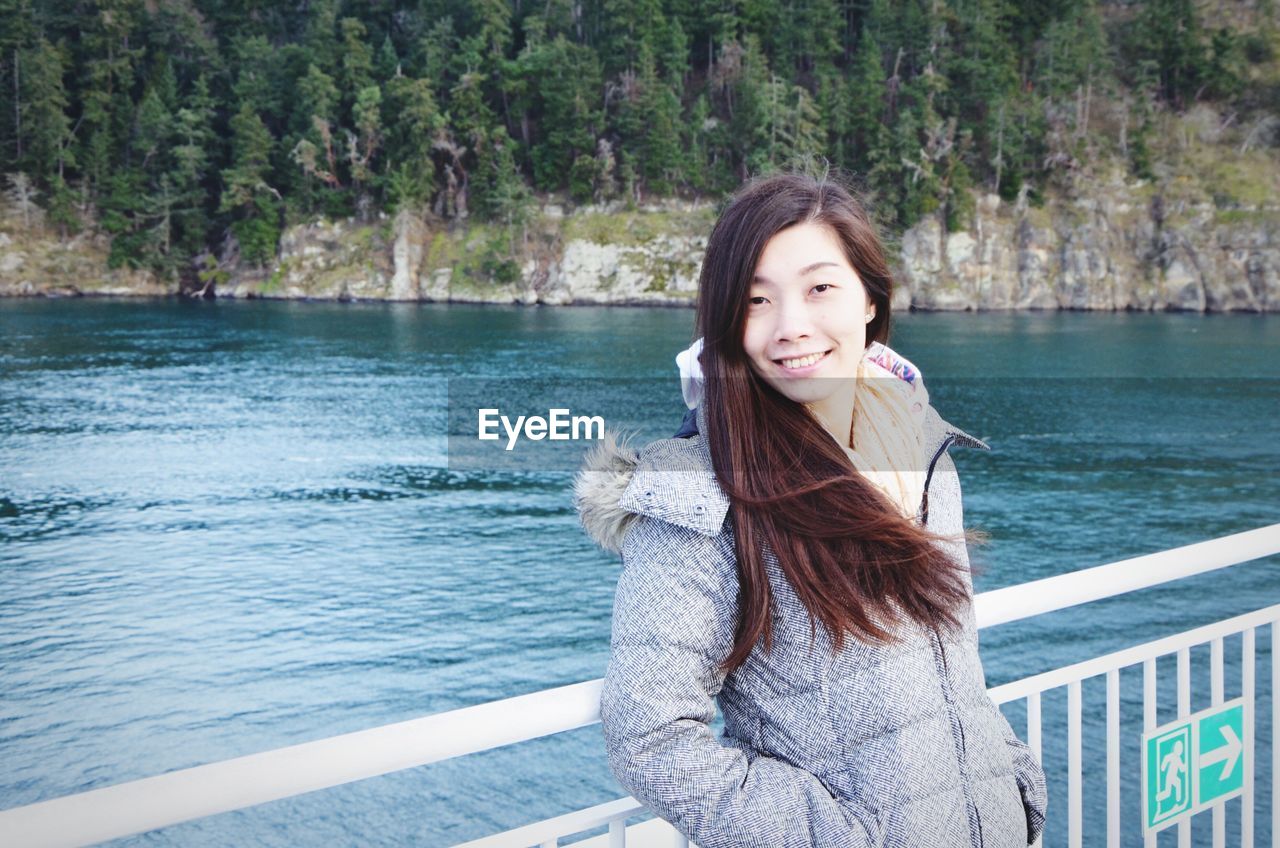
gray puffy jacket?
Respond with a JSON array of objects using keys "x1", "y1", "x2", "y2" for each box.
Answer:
[{"x1": 575, "y1": 402, "x2": 1048, "y2": 848}]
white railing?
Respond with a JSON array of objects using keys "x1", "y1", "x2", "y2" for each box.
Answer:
[
  {"x1": 987, "y1": 604, "x2": 1272, "y2": 848},
  {"x1": 2, "y1": 524, "x2": 1278, "y2": 848}
]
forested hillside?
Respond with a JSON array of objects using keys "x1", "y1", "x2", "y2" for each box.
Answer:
[{"x1": 0, "y1": 0, "x2": 1276, "y2": 281}]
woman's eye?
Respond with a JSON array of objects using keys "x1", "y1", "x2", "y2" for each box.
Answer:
[
  {"x1": 811, "y1": 284, "x2": 833, "y2": 294},
  {"x1": 748, "y1": 296, "x2": 768, "y2": 306}
]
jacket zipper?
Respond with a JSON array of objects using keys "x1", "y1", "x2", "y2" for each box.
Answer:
[
  {"x1": 919, "y1": 434, "x2": 956, "y2": 525},
  {"x1": 924, "y1": 431, "x2": 984, "y2": 845}
]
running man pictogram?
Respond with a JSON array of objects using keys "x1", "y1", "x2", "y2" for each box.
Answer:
[{"x1": 1156, "y1": 738, "x2": 1187, "y2": 811}]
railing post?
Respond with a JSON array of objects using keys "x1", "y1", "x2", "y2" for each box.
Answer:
[
  {"x1": 1144, "y1": 658, "x2": 1157, "y2": 848},
  {"x1": 1106, "y1": 669, "x2": 1119, "y2": 848},
  {"x1": 1177, "y1": 647, "x2": 1191, "y2": 848},
  {"x1": 1027, "y1": 693, "x2": 1042, "y2": 764},
  {"x1": 1211, "y1": 637, "x2": 1225, "y2": 848},
  {"x1": 1068, "y1": 680, "x2": 1082, "y2": 848},
  {"x1": 1028, "y1": 692, "x2": 1043, "y2": 848},
  {"x1": 1272, "y1": 620, "x2": 1279, "y2": 848},
  {"x1": 1243, "y1": 627, "x2": 1255, "y2": 848}
]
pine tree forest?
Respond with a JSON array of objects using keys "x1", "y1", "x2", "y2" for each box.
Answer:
[{"x1": 0, "y1": 0, "x2": 1275, "y2": 278}]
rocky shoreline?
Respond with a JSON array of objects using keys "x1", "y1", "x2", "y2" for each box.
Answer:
[{"x1": 3, "y1": 179, "x2": 1278, "y2": 312}]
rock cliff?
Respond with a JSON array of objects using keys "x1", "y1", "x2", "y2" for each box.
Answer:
[
  {"x1": 899, "y1": 190, "x2": 1278, "y2": 312},
  {"x1": 2, "y1": 186, "x2": 1277, "y2": 311}
]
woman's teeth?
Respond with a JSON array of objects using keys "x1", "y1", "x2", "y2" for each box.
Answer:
[{"x1": 780, "y1": 351, "x2": 826, "y2": 369}]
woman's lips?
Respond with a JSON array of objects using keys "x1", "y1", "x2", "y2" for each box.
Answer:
[{"x1": 774, "y1": 349, "x2": 831, "y2": 375}]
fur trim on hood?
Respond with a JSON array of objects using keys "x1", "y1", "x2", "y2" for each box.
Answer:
[
  {"x1": 574, "y1": 420, "x2": 731, "y2": 554},
  {"x1": 574, "y1": 431, "x2": 641, "y2": 554}
]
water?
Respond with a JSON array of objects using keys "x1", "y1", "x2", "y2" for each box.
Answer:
[{"x1": 1, "y1": 299, "x2": 1277, "y2": 846}]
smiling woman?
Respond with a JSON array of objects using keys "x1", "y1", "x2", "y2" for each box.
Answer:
[{"x1": 576, "y1": 171, "x2": 1047, "y2": 848}]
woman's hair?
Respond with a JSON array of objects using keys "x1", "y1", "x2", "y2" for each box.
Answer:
[{"x1": 696, "y1": 170, "x2": 974, "y2": 674}]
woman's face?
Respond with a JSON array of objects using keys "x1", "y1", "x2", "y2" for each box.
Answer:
[{"x1": 742, "y1": 222, "x2": 874, "y2": 434}]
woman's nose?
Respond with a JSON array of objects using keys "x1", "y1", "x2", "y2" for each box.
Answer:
[{"x1": 773, "y1": 299, "x2": 814, "y2": 343}]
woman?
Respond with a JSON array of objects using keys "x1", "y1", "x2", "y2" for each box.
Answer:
[{"x1": 575, "y1": 172, "x2": 1047, "y2": 847}]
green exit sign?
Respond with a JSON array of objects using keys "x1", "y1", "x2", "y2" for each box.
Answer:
[{"x1": 1142, "y1": 698, "x2": 1246, "y2": 833}]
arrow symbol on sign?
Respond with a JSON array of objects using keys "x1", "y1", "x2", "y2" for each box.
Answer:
[{"x1": 1201, "y1": 725, "x2": 1243, "y2": 781}]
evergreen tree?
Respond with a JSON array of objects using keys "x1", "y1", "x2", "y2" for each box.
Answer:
[
  {"x1": 339, "y1": 17, "x2": 375, "y2": 120},
  {"x1": 873, "y1": 71, "x2": 943, "y2": 227},
  {"x1": 600, "y1": 0, "x2": 666, "y2": 78},
  {"x1": 304, "y1": 0, "x2": 341, "y2": 75},
  {"x1": 471, "y1": 125, "x2": 531, "y2": 233},
  {"x1": 134, "y1": 88, "x2": 172, "y2": 170},
  {"x1": 295, "y1": 63, "x2": 341, "y2": 145},
  {"x1": 656, "y1": 16, "x2": 690, "y2": 87},
  {"x1": 510, "y1": 32, "x2": 603, "y2": 192},
  {"x1": 77, "y1": 0, "x2": 142, "y2": 199},
  {"x1": 780, "y1": 0, "x2": 842, "y2": 82},
  {"x1": 726, "y1": 35, "x2": 772, "y2": 179},
  {"x1": 220, "y1": 103, "x2": 280, "y2": 266},
  {"x1": 287, "y1": 62, "x2": 343, "y2": 215},
  {"x1": 0, "y1": 0, "x2": 35, "y2": 167},
  {"x1": 1127, "y1": 0, "x2": 1210, "y2": 109},
  {"x1": 376, "y1": 36, "x2": 400, "y2": 82},
  {"x1": 472, "y1": 0, "x2": 513, "y2": 65},
  {"x1": 383, "y1": 74, "x2": 443, "y2": 210},
  {"x1": 846, "y1": 27, "x2": 889, "y2": 176},
  {"x1": 413, "y1": 15, "x2": 456, "y2": 99},
  {"x1": 635, "y1": 47, "x2": 683, "y2": 194},
  {"x1": 17, "y1": 36, "x2": 73, "y2": 182},
  {"x1": 1034, "y1": 1, "x2": 1111, "y2": 180},
  {"x1": 230, "y1": 35, "x2": 285, "y2": 123},
  {"x1": 938, "y1": 0, "x2": 1018, "y2": 193},
  {"x1": 168, "y1": 75, "x2": 214, "y2": 256},
  {"x1": 349, "y1": 83, "x2": 382, "y2": 217}
]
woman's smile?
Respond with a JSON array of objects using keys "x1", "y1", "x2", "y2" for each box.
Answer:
[{"x1": 774, "y1": 348, "x2": 832, "y2": 373}]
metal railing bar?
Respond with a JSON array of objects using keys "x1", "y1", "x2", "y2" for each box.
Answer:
[
  {"x1": 988, "y1": 605, "x2": 1280, "y2": 705},
  {"x1": 1027, "y1": 692, "x2": 1042, "y2": 764},
  {"x1": 975, "y1": 524, "x2": 1280, "y2": 629},
  {"x1": 1144, "y1": 658, "x2": 1157, "y2": 848},
  {"x1": 1177, "y1": 647, "x2": 1190, "y2": 848},
  {"x1": 0, "y1": 680, "x2": 605, "y2": 848},
  {"x1": 1068, "y1": 680, "x2": 1082, "y2": 848},
  {"x1": 1243, "y1": 628, "x2": 1255, "y2": 847},
  {"x1": 1272, "y1": 619, "x2": 1279, "y2": 848},
  {"x1": 1028, "y1": 690, "x2": 1043, "y2": 848},
  {"x1": 1211, "y1": 637, "x2": 1225, "y2": 848},
  {"x1": 1106, "y1": 668, "x2": 1120, "y2": 848},
  {"x1": 452, "y1": 797, "x2": 643, "y2": 848},
  {"x1": 1, "y1": 525, "x2": 1277, "y2": 848}
]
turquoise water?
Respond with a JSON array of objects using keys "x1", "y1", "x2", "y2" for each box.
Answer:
[{"x1": 1, "y1": 299, "x2": 1277, "y2": 846}]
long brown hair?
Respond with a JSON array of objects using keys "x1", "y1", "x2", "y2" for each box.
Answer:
[{"x1": 697, "y1": 171, "x2": 974, "y2": 674}]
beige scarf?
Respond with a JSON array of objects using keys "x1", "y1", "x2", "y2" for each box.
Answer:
[{"x1": 844, "y1": 354, "x2": 927, "y2": 519}]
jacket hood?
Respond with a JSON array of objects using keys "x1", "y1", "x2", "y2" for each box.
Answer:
[
  {"x1": 574, "y1": 431, "x2": 643, "y2": 555},
  {"x1": 575, "y1": 419, "x2": 729, "y2": 554},
  {"x1": 575, "y1": 347, "x2": 989, "y2": 554}
]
